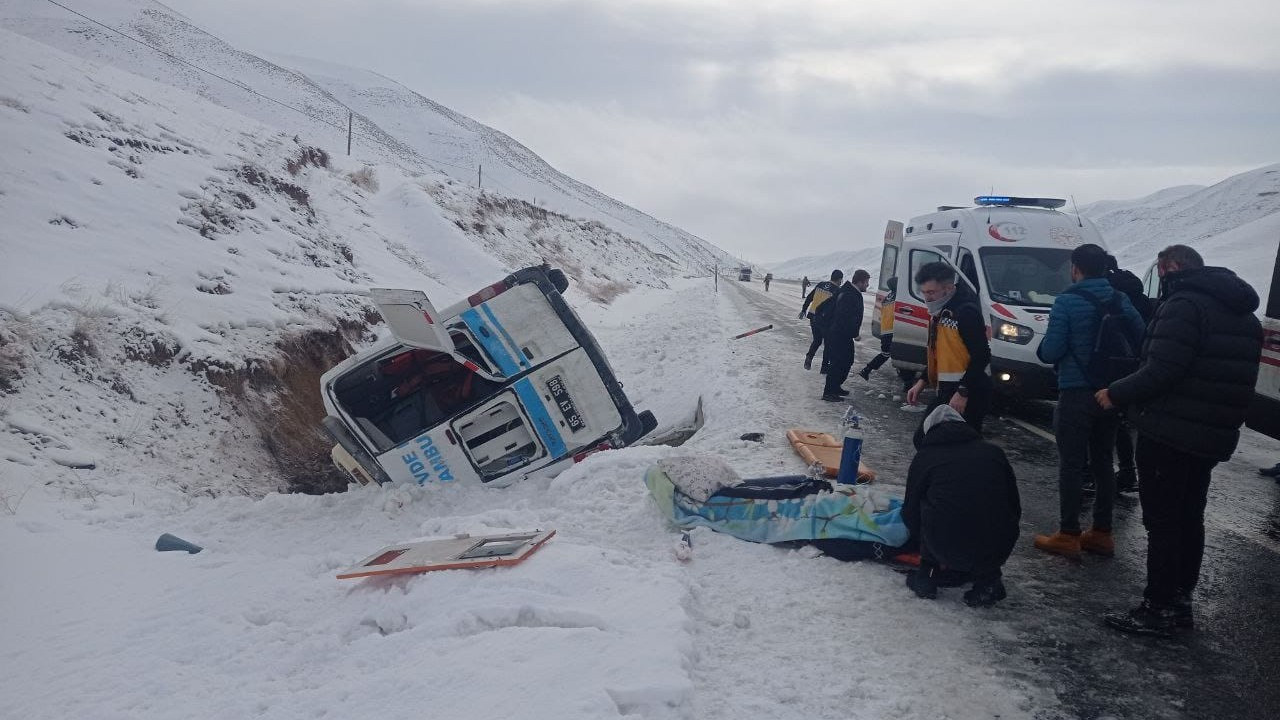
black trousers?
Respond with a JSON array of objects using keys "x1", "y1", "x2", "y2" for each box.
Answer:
[
  {"x1": 823, "y1": 342, "x2": 853, "y2": 395},
  {"x1": 1054, "y1": 389, "x2": 1119, "y2": 532},
  {"x1": 1137, "y1": 436, "x2": 1216, "y2": 605},
  {"x1": 1115, "y1": 416, "x2": 1136, "y2": 473},
  {"x1": 806, "y1": 318, "x2": 828, "y2": 370}
]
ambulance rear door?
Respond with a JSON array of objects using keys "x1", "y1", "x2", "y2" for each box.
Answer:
[{"x1": 872, "y1": 220, "x2": 903, "y2": 338}]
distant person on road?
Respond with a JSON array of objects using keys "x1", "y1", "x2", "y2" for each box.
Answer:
[
  {"x1": 906, "y1": 262, "x2": 992, "y2": 437},
  {"x1": 800, "y1": 270, "x2": 843, "y2": 373},
  {"x1": 764, "y1": 273, "x2": 773, "y2": 292},
  {"x1": 1032, "y1": 244, "x2": 1145, "y2": 561},
  {"x1": 1096, "y1": 245, "x2": 1262, "y2": 637},
  {"x1": 801, "y1": 276, "x2": 811, "y2": 298},
  {"x1": 903, "y1": 404, "x2": 1021, "y2": 607},
  {"x1": 821, "y1": 269, "x2": 871, "y2": 401}
]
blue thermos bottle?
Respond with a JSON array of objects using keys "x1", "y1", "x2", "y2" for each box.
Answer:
[{"x1": 836, "y1": 407, "x2": 863, "y2": 485}]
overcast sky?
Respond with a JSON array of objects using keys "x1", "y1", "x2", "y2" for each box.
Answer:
[{"x1": 163, "y1": 0, "x2": 1280, "y2": 264}]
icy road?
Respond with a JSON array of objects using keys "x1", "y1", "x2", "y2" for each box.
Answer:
[{"x1": 2, "y1": 276, "x2": 1277, "y2": 720}]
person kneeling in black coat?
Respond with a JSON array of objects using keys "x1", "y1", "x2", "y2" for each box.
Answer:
[{"x1": 903, "y1": 405, "x2": 1022, "y2": 607}]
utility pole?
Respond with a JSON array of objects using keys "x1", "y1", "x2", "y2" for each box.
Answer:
[
  {"x1": 478, "y1": 164, "x2": 483, "y2": 189},
  {"x1": 347, "y1": 111, "x2": 352, "y2": 156}
]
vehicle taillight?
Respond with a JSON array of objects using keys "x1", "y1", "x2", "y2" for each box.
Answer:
[
  {"x1": 467, "y1": 281, "x2": 509, "y2": 306},
  {"x1": 572, "y1": 442, "x2": 612, "y2": 463}
]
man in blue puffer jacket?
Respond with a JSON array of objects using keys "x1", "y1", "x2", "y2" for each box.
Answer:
[{"x1": 1032, "y1": 244, "x2": 1145, "y2": 560}]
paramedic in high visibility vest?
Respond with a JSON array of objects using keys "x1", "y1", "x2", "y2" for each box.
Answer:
[
  {"x1": 799, "y1": 269, "x2": 843, "y2": 373},
  {"x1": 906, "y1": 261, "x2": 992, "y2": 435}
]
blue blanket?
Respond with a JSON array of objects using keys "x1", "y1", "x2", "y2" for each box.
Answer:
[{"x1": 644, "y1": 464, "x2": 909, "y2": 548}]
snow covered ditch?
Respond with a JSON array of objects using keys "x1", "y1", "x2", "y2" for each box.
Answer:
[{"x1": 1, "y1": 278, "x2": 1052, "y2": 719}]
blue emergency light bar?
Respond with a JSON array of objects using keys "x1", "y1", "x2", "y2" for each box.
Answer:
[{"x1": 974, "y1": 196, "x2": 1067, "y2": 209}]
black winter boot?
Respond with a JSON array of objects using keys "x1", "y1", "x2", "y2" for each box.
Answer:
[
  {"x1": 1103, "y1": 600, "x2": 1185, "y2": 638},
  {"x1": 963, "y1": 579, "x2": 1007, "y2": 608},
  {"x1": 905, "y1": 568, "x2": 938, "y2": 600}
]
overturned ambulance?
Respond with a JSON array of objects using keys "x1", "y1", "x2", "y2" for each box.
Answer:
[{"x1": 319, "y1": 265, "x2": 657, "y2": 488}]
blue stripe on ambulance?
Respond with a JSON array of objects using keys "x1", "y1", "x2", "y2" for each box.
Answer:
[
  {"x1": 513, "y1": 378, "x2": 568, "y2": 458},
  {"x1": 460, "y1": 308, "x2": 520, "y2": 376},
  {"x1": 481, "y1": 303, "x2": 530, "y2": 371}
]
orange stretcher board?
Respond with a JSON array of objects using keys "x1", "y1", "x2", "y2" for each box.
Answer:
[
  {"x1": 337, "y1": 529, "x2": 555, "y2": 579},
  {"x1": 786, "y1": 429, "x2": 876, "y2": 482}
]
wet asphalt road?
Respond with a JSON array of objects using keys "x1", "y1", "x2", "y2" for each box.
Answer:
[{"x1": 736, "y1": 279, "x2": 1280, "y2": 720}]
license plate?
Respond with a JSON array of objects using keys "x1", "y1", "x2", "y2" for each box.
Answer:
[{"x1": 546, "y1": 375, "x2": 585, "y2": 431}]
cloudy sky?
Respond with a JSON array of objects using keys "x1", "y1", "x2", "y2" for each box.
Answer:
[{"x1": 162, "y1": 0, "x2": 1280, "y2": 264}]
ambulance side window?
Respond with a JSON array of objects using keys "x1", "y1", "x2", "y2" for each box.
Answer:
[
  {"x1": 907, "y1": 249, "x2": 946, "y2": 302},
  {"x1": 959, "y1": 250, "x2": 981, "y2": 293},
  {"x1": 878, "y1": 245, "x2": 899, "y2": 291}
]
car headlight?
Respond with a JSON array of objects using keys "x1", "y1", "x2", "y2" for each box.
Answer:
[{"x1": 991, "y1": 315, "x2": 1034, "y2": 345}]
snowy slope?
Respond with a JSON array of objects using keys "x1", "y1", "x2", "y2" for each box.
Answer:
[
  {"x1": 768, "y1": 246, "x2": 883, "y2": 283},
  {"x1": 1081, "y1": 163, "x2": 1280, "y2": 307},
  {"x1": 0, "y1": 0, "x2": 743, "y2": 495},
  {"x1": 0, "y1": 0, "x2": 737, "y2": 275}
]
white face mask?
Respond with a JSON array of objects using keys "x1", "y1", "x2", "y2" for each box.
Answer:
[{"x1": 925, "y1": 287, "x2": 955, "y2": 316}]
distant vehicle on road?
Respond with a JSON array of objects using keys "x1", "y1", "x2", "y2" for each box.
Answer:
[
  {"x1": 319, "y1": 265, "x2": 657, "y2": 488},
  {"x1": 738, "y1": 267, "x2": 753, "y2": 281}
]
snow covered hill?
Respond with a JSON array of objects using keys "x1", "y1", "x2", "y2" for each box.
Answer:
[
  {"x1": 767, "y1": 246, "x2": 883, "y2": 283},
  {"x1": 1081, "y1": 162, "x2": 1280, "y2": 305},
  {"x1": 0, "y1": 0, "x2": 735, "y2": 275},
  {"x1": 0, "y1": 0, "x2": 746, "y2": 495}
]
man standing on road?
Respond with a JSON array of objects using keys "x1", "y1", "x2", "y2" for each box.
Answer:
[
  {"x1": 1096, "y1": 245, "x2": 1262, "y2": 637},
  {"x1": 801, "y1": 276, "x2": 811, "y2": 299},
  {"x1": 800, "y1": 270, "x2": 843, "y2": 373},
  {"x1": 1033, "y1": 244, "x2": 1145, "y2": 560},
  {"x1": 764, "y1": 273, "x2": 773, "y2": 292},
  {"x1": 906, "y1": 262, "x2": 992, "y2": 434},
  {"x1": 822, "y1": 269, "x2": 871, "y2": 401}
]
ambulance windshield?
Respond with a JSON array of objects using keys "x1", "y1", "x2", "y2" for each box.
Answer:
[{"x1": 979, "y1": 247, "x2": 1073, "y2": 307}]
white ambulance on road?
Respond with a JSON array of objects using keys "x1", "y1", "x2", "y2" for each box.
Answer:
[
  {"x1": 319, "y1": 265, "x2": 657, "y2": 488},
  {"x1": 872, "y1": 196, "x2": 1110, "y2": 399}
]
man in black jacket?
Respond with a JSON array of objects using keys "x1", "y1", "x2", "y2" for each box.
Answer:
[
  {"x1": 1096, "y1": 245, "x2": 1263, "y2": 637},
  {"x1": 903, "y1": 405, "x2": 1022, "y2": 607},
  {"x1": 800, "y1": 270, "x2": 843, "y2": 373},
  {"x1": 822, "y1": 269, "x2": 870, "y2": 401}
]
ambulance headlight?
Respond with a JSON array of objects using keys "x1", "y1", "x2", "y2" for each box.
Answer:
[{"x1": 991, "y1": 316, "x2": 1034, "y2": 345}]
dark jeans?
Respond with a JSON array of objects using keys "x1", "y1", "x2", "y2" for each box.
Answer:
[
  {"x1": 1137, "y1": 436, "x2": 1216, "y2": 605},
  {"x1": 806, "y1": 318, "x2": 828, "y2": 370},
  {"x1": 823, "y1": 342, "x2": 853, "y2": 395},
  {"x1": 1115, "y1": 416, "x2": 1136, "y2": 474},
  {"x1": 1054, "y1": 388, "x2": 1119, "y2": 533}
]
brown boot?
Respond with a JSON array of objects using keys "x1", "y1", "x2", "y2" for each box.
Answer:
[
  {"x1": 1080, "y1": 528, "x2": 1115, "y2": 557},
  {"x1": 1033, "y1": 530, "x2": 1081, "y2": 559}
]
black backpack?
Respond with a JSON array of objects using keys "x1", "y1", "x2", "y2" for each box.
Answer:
[{"x1": 1066, "y1": 288, "x2": 1141, "y2": 389}]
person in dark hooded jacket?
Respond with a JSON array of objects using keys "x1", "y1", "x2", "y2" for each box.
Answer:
[
  {"x1": 1096, "y1": 245, "x2": 1263, "y2": 637},
  {"x1": 903, "y1": 405, "x2": 1022, "y2": 607},
  {"x1": 821, "y1": 269, "x2": 870, "y2": 400}
]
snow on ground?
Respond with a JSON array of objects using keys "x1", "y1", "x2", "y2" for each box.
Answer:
[{"x1": 0, "y1": 277, "x2": 1054, "y2": 720}]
